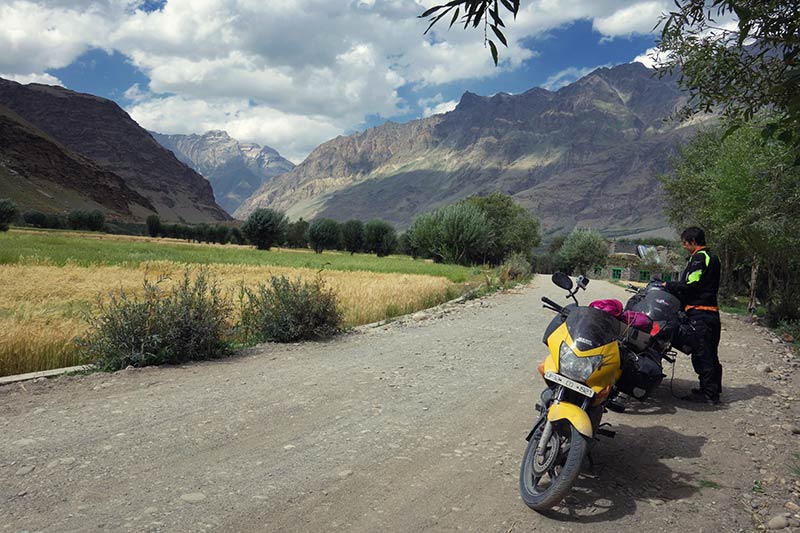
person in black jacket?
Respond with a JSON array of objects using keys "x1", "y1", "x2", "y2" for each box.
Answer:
[{"x1": 664, "y1": 227, "x2": 722, "y2": 405}]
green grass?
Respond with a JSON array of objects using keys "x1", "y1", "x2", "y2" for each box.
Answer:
[
  {"x1": 699, "y1": 479, "x2": 721, "y2": 489},
  {"x1": 0, "y1": 230, "x2": 474, "y2": 282}
]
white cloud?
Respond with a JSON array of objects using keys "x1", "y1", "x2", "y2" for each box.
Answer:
[
  {"x1": 1, "y1": 0, "x2": 680, "y2": 161},
  {"x1": 593, "y1": 1, "x2": 670, "y2": 37},
  {"x1": 633, "y1": 47, "x2": 659, "y2": 68},
  {"x1": 419, "y1": 94, "x2": 457, "y2": 117},
  {"x1": 0, "y1": 1, "x2": 122, "y2": 73},
  {"x1": 127, "y1": 92, "x2": 341, "y2": 164},
  {"x1": 123, "y1": 82, "x2": 147, "y2": 102},
  {"x1": 0, "y1": 72, "x2": 63, "y2": 86},
  {"x1": 541, "y1": 65, "x2": 607, "y2": 91}
]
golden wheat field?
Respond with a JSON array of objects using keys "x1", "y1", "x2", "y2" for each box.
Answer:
[{"x1": 0, "y1": 261, "x2": 456, "y2": 377}]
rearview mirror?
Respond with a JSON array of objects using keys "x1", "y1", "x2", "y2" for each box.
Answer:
[{"x1": 551, "y1": 272, "x2": 573, "y2": 291}]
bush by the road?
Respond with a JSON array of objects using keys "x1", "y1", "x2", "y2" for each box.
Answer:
[
  {"x1": 239, "y1": 276, "x2": 343, "y2": 343},
  {"x1": 80, "y1": 270, "x2": 233, "y2": 370}
]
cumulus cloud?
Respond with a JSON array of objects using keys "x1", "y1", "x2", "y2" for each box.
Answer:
[
  {"x1": 419, "y1": 94, "x2": 458, "y2": 117},
  {"x1": 593, "y1": 1, "x2": 670, "y2": 37},
  {"x1": 1, "y1": 0, "x2": 676, "y2": 160},
  {"x1": 127, "y1": 91, "x2": 342, "y2": 164},
  {"x1": 0, "y1": 1, "x2": 122, "y2": 73}
]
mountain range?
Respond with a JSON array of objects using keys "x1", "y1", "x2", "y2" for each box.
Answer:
[
  {"x1": 1, "y1": 63, "x2": 708, "y2": 235},
  {"x1": 151, "y1": 130, "x2": 295, "y2": 215},
  {"x1": 236, "y1": 62, "x2": 709, "y2": 236},
  {"x1": 0, "y1": 78, "x2": 229, "y2": 223}
]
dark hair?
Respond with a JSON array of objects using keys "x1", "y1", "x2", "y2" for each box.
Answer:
[{"x1": 681, "y1": 227, "x2": 706, "y2": 245}]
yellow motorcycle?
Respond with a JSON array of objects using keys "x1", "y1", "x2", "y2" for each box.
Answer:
[{"x1": 519, "y1": 272, "x2": 676, "y2": 511}]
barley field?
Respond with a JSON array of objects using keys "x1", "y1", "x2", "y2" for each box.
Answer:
[{"x1": 0, "y1": 230, "x2": 474, "y2": 377}]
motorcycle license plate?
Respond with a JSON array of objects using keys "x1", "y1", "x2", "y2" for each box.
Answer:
[{"x1": 544, "y1": 371, "x2": 595, "y2": 398}]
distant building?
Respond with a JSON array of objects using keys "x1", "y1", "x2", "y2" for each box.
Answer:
[{"x1": 602, "y1": 242, "x2": 680, "y2": 282}]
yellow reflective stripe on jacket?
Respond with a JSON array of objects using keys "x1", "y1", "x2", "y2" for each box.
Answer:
[{"x1": 686, "y1": 250, "x2": 710, "y2": 284}]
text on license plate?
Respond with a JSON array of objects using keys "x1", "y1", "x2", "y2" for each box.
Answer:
[{"x1": 544, "y1": 371, "x2": 595, "y2": 397}]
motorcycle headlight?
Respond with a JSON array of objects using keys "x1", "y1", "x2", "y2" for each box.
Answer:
[{"x1": 559, "y1": 342, "x2": 603, "y2": 382}]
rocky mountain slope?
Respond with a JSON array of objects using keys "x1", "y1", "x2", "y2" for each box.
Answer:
[
  {"x1": 0, "y1": 78, "x2": 230, "y2": 223},
  {"x1": 151, "y1": 130, "x2": 294, "y2": 215},
  {"x1": 237, "y1": 63, "x2": 710, "y2": 235},
  {"x1": 0, "y1": 105, "x2": 156, "y2": 219}
]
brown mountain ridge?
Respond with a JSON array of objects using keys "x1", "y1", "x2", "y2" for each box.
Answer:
[
  {"x1": 0, "y1": 78, "x2": 230, "y2": 223},
  {"x1": 237, "y1": 63, "x2": 710, "y2": 236},
  {"x1": 0, "y1": 104, "x2": 156, "y2": 219}
]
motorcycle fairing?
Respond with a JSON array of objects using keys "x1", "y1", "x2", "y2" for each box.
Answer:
[{"x1": 544, "y1": 324, "x2": 622, "y2": 392}]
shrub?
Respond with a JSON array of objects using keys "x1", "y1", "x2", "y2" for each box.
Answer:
[
  {"x1": 501, "y1": 251, "x2": 533, "y2": 281},
  {"x1": 0, "y1": 198, "x2": 19, "y2": 231},
  {"x1": 242, "y1": 208, "x2": 288, "y2": 250},
  {"x1": 308, "y1": 218, "x2": 342, "y2": 253},
  {"x1": 341, "y1": 219, "x2": 365, "y2": 254},
  {"x1": 239, "y1": 276, "x2": 343, "y2": 343},
  {"x1": 364, "y1": 219, "x2": 397, "y2": 257},
  {"x1": 79, "y1": 270, "x2": 233, "y2": 370}
]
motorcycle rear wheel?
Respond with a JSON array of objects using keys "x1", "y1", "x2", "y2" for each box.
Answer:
[{"x1": 519, "y1": 419, "x2": 588, "y2": 511}]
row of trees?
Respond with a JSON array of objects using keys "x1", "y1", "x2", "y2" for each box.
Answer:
[
  {"x1": 240, "y1": 209, "x2": 399, "y2": 256},
  {"x1": 0, "y1": 202, "x2": 108, "y2": 232},
  {"x1": 3, "y1": 195, "x2": 603, "y2": 275},
  {"x1": 146, "y1": 215, "x2": 245, "y2": 245}
]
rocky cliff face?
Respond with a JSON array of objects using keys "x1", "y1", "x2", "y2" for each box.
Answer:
[
  {"x1": 237, "y1": 63, "x2": 707, "y2": 235},
  {"x1": 0, "y1": 78, "x2": 230, "y2": 223},
  {"x1": 0, "y1": 104, "x2": 156, "y2": 219},
  {"x1": 151, "y1": 130, "x2": 294, "y2": 215}
]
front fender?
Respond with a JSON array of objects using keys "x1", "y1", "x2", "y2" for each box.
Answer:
[{"x1": 547, "y1": 402, "x2": 593, "y2": 438}]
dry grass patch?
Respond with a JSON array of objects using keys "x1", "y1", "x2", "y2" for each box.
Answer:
[{"x1": 0, "y1": 261, "x2": 456, "y2": 376}]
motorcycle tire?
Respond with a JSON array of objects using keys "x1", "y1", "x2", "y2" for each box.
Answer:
[{"x1": 519, "y1": 419, "x2": 588, "y2": 511}]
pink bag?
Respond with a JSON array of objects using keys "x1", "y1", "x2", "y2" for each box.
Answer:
[
  {"x1": 589, "y1": 299, "x2": 623, "y2": 318},
  {"x1": 622, "y1": 310, "x2": 651, "y2": 331}
]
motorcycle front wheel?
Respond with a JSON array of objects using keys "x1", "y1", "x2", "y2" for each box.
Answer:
[{"x1": 519, "y1": 419, "x2": 588, "y2": 511}]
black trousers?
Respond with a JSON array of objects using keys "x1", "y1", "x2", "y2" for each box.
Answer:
[{"x1": 686, "y1": 310, "x2": 722, "y2": 399}]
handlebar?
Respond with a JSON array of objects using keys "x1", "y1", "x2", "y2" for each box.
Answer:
[{"x1": 541, "y1": 296, "x2": 564, "y2": 313}]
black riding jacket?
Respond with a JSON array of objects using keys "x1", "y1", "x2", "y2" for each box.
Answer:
[{"x1": 665, "y1": 247, "x2": 720, "y2": 309}]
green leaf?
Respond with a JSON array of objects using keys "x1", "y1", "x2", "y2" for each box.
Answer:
[
  {"x1": 491, "y1": 25, "x2": 508, "y2": 46},
  {"x1": 489, "y1": 39, "x2": 498, "y2": 65},
  {"x1": 449, "y1": 7, "x2": 461, "y2": 28},
  {"x1": 473, "y1": 2, "x2": 487, "y2": 28}
]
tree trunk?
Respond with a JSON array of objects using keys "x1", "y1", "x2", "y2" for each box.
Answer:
[{"x1": 748, "y1": 258, "x2": 759, "y2": 316}]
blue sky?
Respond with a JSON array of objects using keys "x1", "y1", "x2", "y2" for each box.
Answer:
[{"x1": 0, "y1": 1, "x2": 668, "y2": 162}]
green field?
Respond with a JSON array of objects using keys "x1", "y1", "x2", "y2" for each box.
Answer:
[{"x1": 0, "y1": 229, "x2": 474, "y2": 282}]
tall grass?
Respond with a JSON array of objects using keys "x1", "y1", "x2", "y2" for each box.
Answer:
[{"x1": 0, "y1": 261, "x2": 459, "y2": 377}]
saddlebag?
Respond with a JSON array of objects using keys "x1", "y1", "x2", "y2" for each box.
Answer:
[{"x1": 616, "y1": 348, "x2": 665, "y2": 400}]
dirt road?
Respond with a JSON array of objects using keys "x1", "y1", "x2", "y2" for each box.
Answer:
[{"x1": 2, "y1": 277, "x2": 798, "y2": 532}]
